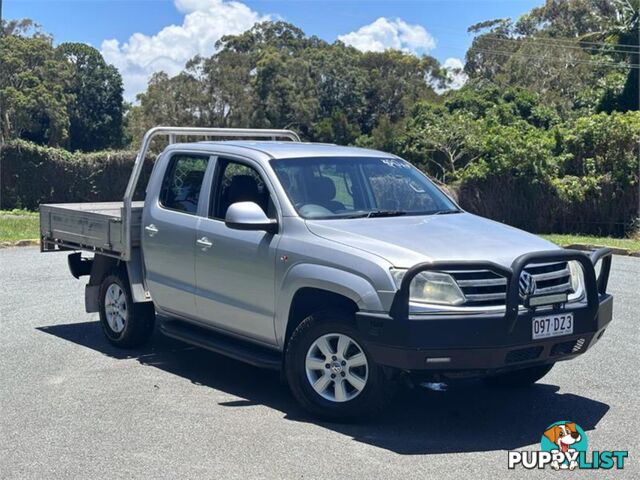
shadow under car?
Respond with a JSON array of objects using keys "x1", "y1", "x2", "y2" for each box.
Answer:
[{"x1": 37, "y1": 320, "x2": 610, "y2": 455}]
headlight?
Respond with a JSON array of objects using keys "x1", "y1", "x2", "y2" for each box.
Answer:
[
  {"x1": 390, "y1": 269, "x2": 466, "y2": 305},
  {"x1": 568, "y1": 260, "x2": 585, "y2": 301}
]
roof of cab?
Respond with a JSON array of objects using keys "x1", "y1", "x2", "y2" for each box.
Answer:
[{"x1": 172, "y1": 140, "x2": 397, "y2": 160}]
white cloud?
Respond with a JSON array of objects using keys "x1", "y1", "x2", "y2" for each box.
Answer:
[
  {"x1": 338, "y1": 17, "x2": 435, "y2": 55},
  {"x1": 101, "y1": 0, "x2": 270, "y2": 101},
  {"x1": 442, "y1": 57, "x2": 468, "y2": 91}
]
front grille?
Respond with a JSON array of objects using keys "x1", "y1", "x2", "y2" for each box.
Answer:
[
  {"x1": 451, "y1": 270, "x2": 507, "y2": 306},
  {"x1": 449, "y1": 261, "x2": 573, "y2": 307},
  {"x1": 524, "y1": 262, "x2": 572, "y2": 296}
]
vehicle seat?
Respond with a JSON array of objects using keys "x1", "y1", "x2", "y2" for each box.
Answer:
[
  {"x1": 173, "y1": 170, "x2": 204, "y2": 213},
  {"x1": 222, "y1": 174, "x2": 264, "y2": 216},
  {"x1": 307, "y1": 176, "x2": 344, "y2": 212}
]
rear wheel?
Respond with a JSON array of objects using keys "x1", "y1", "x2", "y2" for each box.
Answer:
[
  {"x1": 285, "y1": 310, "x2": 396, "y2": 420},
  {"x1": 98, "y1": 270, "x2": 155, "y2": 348},
  {"x1": 484, "y1": 363, "x2": 554, "y2": 387}
]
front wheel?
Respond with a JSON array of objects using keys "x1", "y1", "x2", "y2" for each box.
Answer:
[
  {"x1": 483, "y1": 363, "x2": 554, "y2": 387},
  {"x1": 98, "y1": 270, "x2": 155, "y2": 348},
  {"x1": 285, "y1": 310, "x2": 396, "y2": 420}
]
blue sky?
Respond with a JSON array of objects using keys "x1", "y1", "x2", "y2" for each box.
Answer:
[{"x1": 5, "y1": 0, "x2": 542, "y2": 99}]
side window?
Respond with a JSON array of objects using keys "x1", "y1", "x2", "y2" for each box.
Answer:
[
  {"x1": 159, "y1": 154, "x2": 209, "y2": 214},
  {"x1": 211, "y1": 160, "x2": 275, "y2": 220}
]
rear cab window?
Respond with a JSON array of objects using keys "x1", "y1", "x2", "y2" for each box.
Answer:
[{"x1": 159, "y1": 154, "x2": 209, "y2": 214}]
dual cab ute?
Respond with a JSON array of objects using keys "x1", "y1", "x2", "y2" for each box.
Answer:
[{"x1": 40, "y1": 127, "x2": 614, "y2": 419}]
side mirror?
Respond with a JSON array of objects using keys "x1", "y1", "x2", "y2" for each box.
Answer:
[{"x1": 225, "y1": 202, "x2": 278, "y2": 234}]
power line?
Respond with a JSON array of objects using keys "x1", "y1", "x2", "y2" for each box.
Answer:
[
  {"x1": 467, "y1": 46, "x2": 640, "y2": 70},
  {"x1": 430, "y1": 23, "x2": 640, "y2": 48},
  {"x1": 436, "y1": 38, "x2": 640, "y2": 69},
  {"x1": 426, "y1": 24, "x2": 640, "y2": 52},
  {"x1": 482, "y1": 33, "x2": 640, "y2": 51},
  {"x1": 480, "y1": 34, "x2": 640, "y2": 57},
  {"x1": 431, "y1": 32, "x2": 640, "y2": 69},
  {"x1": 470, "y1": 47, "x2": 640, "y2": 69}
]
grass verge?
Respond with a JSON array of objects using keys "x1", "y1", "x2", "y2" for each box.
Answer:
[
  {"x1": 0, "y1": 210, "x2": 39, "y2": 242},
  {"x1": 541, "y1": 234, "x2": 640, "y2": 253}
]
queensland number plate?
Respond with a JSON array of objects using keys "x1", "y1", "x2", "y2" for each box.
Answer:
[{"x1": 532, "y1": 313, "x2": 574, "y2": 340}]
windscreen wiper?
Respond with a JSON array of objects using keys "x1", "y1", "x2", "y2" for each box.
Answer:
[
  {"x1": 339, "y1": 210, "x2": 407, "y2": 219},
  {"x1": 366, "y1": 210, "x2": 407, "y2": 218},
  {"x1": 432, "y1": 209, "x2": 462, "y2": 215}
]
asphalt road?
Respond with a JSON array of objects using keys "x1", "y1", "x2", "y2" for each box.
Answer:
[{"x1": 1, "y1": 247, "x2": 638, "y2": 479}]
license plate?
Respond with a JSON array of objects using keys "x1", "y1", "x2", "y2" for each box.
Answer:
[{"x1": 532, "y1": 313, "x2": 574, "y2": 340}]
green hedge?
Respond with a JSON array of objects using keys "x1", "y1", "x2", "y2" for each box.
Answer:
[
  {"x1": 1, "y1": 136, "x2": 637, "y2": 237},
  {"x1": 455, "y1": 174, "x2": 637, "y2": 237},
  {"x1": 452, "y1": 111, "x2": 640, "y2": 237},
  {"x1": 0, "y1": 140, "x2": 152, "y2": 210}
]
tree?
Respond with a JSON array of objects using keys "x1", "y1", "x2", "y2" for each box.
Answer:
[
  {"x1": 194, "y1": 49, "x2": 257, "y2": 128},
  {"x1": 1, "y1": 18, "x2": 44, "y2": 37},
  {"x1": 580, "y1": 0, "x2": 639, "y2": 111},
  {"x1": 252, "y1": 46, "x2": 320, "y2": 129},
  {"x1": 125, "y1": 71, "x2": 207, "y2": 145},
  {"x1": 125, "y1": 21, "x2": 446, "y2": 145},
  {"x1": 312, "y1": 109, "x2": 361, "y2": 144},
  {"x1": 305, "y1": 43, "x2": 367, "y2": 135},
  {"x1": 398, "y1": 103, "x2": 481, "y2": 181},
  {"x1": 56, "y1": 43, "x2": 125, "y2": 151},
  {"x1": 464, "y1": 1, "x2": 638, "y2": 115},
  {"x1": 465, "y1": 19, "x2": 518, "y2": 81},
  {"x1": 358, "y1": 50, "x2": 443, "y2": 133},
  {"x1": 0, "y1": 26, "x2": 71, "y2": 146}
]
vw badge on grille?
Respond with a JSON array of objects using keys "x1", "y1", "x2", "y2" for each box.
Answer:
[{"x1": 519, "y1": 271, "x2": 537, "y2": 298}]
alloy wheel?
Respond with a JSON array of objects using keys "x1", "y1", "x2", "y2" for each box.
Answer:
[
  {"x1": 104, "y1": 283, "x2": 127, "y2": 334},
  {"x1": 305, "y1": 333, "x2": 369, "y2": 402}
]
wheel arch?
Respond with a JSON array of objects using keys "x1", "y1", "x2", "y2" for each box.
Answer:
[
  {"x1": 85, "y1": 254, "x2": 121, "y2": 313},
  {"x1": 276, "y1": 263, "x2": 383, "y2": 347},
  {"x1": 284, "y1": 287, "x2": 358, "y2": 349},
  {"x1": 85, "y1": 249, "x2": 149, "y2": 312}
]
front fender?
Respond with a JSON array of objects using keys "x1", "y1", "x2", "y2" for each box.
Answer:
[{"x1": 275, "y1": 263, "x2": 383, "y2": 346}]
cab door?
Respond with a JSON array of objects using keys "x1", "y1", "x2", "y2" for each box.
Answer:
[
  {"x1": 194, "y1": 157, "x2": 280, "y2": 345},
  {"x1": 142, "y1": 152, "x2": 211, "y2": 318}
]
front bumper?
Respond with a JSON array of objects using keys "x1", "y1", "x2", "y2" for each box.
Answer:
[{"x1": 356, "y1": 248, "x2": 614, "y2": 374}]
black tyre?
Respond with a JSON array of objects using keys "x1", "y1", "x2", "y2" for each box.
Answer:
[
  {"x1": 483, "y1": 363, "x2": 554, "y2": 387},
  {"x1": 98, "y1": 270, "x2": 155, "y2": 348},
  {"x1": 285, "y1": 309, "x2": 396, "y2": 420}
]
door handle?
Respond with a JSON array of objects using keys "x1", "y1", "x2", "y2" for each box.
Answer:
[
  {"x1": 196, "y1": 236, "x2": 213, "y2": 250},
  {"x1": 145, "y1": 224, "x2": 159, "y2": 236}
]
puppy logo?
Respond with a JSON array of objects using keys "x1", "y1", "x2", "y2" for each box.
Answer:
[
  {"x1": 509, "y1": 420, "x2": 627, "y2": 470},
  {"x1": 541, "y1": 421, "x2": 588, "y2": 471}
]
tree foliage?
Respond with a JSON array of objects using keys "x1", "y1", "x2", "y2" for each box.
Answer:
[
  {"x1": 0, "y1": 25, "x2": 71, "y2": 145},
  {"x1": 56, "y1": 42, "x2": 124, "y2": 151},
  {"x1": 465, "y1": 0, "x2": 639, "y2": 113},
  {"x1": 126, "y1": 22, "x2": 447, "y2": 143},
  {"x1": 1, "y1": 2, "x2": 638, "y2": 235},
  {"x1": 0, "y1": 20, "x2": 125, "y2": 150}
]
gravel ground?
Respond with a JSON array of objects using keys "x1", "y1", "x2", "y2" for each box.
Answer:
[{"x1": 1, "y1": 247, "x2": 638, "y2": 479}]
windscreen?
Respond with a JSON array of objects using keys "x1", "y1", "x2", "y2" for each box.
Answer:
[{"x1": 271, "y1": 156, "x2": 459, "y2": 219}]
